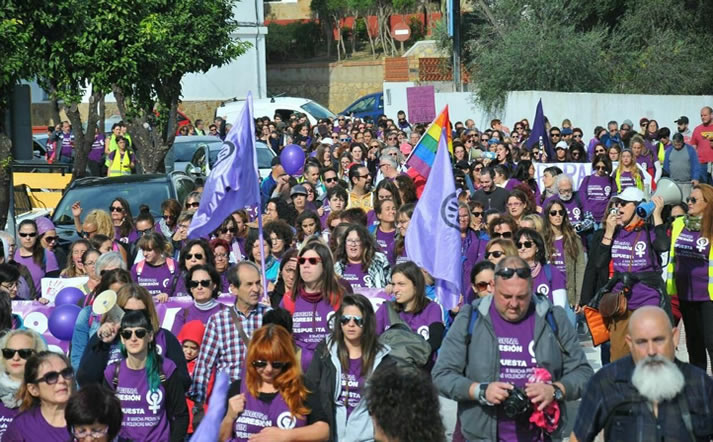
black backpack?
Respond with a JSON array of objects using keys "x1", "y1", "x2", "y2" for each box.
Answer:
[{"x1": 378, "y1": 301, "x2": 432, "y2": 367}]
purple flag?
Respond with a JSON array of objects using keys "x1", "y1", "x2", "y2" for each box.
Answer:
[
  {"x1": 525, "y1": 99, "x2": 553, "y2": 161},
  {"x1": 189, "y1": 371, "x2": 229, "y2": 442},
  {"x1": 188, "y1": 94, "x2": 259, "y2": 239},
  {"x1": 405, "y1": 129, "x2": 462, "y2": 310}
]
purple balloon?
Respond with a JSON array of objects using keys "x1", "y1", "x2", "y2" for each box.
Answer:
[
  {"x1": 48, "y1": 304, "x2": 81, "y2": 341},
  {"x1": 54, "y1": 286, "x2": 84, "y2": 307},
  {"x1": 280, "y1": 144, "x2": 306, "y2": 176}
]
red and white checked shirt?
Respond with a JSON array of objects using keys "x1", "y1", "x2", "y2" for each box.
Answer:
[{"x1": 188, "y1": 303, "x2": 269, "y2": 403}]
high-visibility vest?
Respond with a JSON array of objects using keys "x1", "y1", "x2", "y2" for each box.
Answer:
[
  {"x1": 666, "y1": 217, "x2": 713, "y2": 300},
  {"x1": 614, "y1": 167, "x2": 643, "y2": 192},
  {"x1": 107, "y1": 150, "x2": 133, "y2": 176}
]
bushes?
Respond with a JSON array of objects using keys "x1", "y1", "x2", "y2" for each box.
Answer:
[{"x1": 266, "y1": 21, "x2": 324, "y2": 62}]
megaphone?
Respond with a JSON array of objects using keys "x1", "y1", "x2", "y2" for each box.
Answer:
[
  {"x1": 636, "y1": 178, "x2": 682, "y2": 218},
  {"x1": 92, "y1": 290, "x2": 124, "y2": 324}
]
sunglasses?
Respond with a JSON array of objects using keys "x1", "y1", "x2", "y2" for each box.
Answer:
[
  {"x1": 324, "y1": 177, "x2": 338, "y2": 184},
  {"x1": 495, "y1": 267, "x2": 532, "y2": 280},
  {"x1": 189, "y1": 279, "x2": 212, "y2": 289},
  {"x1": 595, "y1": 165, "x2": 607, "y2": 171},
  {"x1": 137, "y1": 228, "x2": 152, "y2": 236},
  {"x1": 340, "y1": 315, "x2": 364, "y2": 327},
  {"x1": 18, "y1": 232, "x2": 37, "y2": 238},
  {"x1": 471, "y1": 211, "x2": 483, "y2": 218},
  {"x1": 35, "y1": 367, "x2": 74, "y2": 385},
  {"x1": 475, "y1": 281, "x2": 490, "y2": 290},
  {"x1": 358, "y1": 174, "x2": 371, "y2": 179},
  {"x1": 43, "y1": 236, "x2": 58, "y2": 243},
  {"x1": 2, "y1": 348, "x2": 34, "y2": 360},
  {"x1": 110, "y1": 206, "x2": 124, "y2": 213},
  {"x1": 185, "y1": 253, "x2": 204, "y2": 260},
  {"x1": 614, "y1": 201, "x2": 633, "y2": 208},
  {"x1": 550, "y1": 133, "x2": 561, "y2": 137},
  {"x1": 163, "y1": 214, "x2": 176, "y2": 220},
  {"x1": 221, "y1": 228, "x2": 237, "y2": 234},
  {"x1": 298, "y1": 257, "x2": 322, "y2": 265},
  {"x1": 120, "y1": 328, "x2": 149, "y2": 340},
  {"x1": 186, "y1": 202, "x2": 200, "y2": 209},
  {"x1": 81, "y1": 230, "x2": 97, "y2": 238},
  {"x1": 516, "y1": 240, "x2": 534, "y2": 249},
  {"x1": 492, "y1": 231, "x2": 513, "y2": 239},
  {"x1": 251, "y1": 360, "x2": 288, "y2": 370},
  {"x1": 688, "y1": 197, "x2": 698, "y2": 204},
  {"x1": 485, "y1": 250, "x2": 505, "y2": 259},
  {"x1": 549, "y1": 209, "x2": 566, "y2": 217}
]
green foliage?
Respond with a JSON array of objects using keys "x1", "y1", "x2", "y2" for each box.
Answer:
[
  {"x1": 266, "y1": 22, "x2": 324, "y2": 62},
  {"x1": 0, "y1": 2, "x2": 32, "y2": 114},
  {"x1": 408, "y1": 16, "x2": 426, "y2": 41}
]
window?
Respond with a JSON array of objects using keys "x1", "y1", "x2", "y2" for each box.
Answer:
[
  {"x1": 301, "y1": 101, "x2": 336, "y2": 119},
  {"x1": 347, "y1": 96, "x2": 375, "y2": 114}
]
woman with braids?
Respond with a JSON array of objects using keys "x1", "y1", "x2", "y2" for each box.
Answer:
[
  {"x1": 219, "y1": 324, "x2": 329, "y2": 441},
  {"x1": 103, "y1": 310, "x2": 188, "y2": 441},
  {"x1": 306, "y1": 294, "x2": 395, "y2": 441}
]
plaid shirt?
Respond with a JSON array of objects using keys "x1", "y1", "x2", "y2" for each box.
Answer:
[
  {"x1": 188, "y1": 303, "x2": 270, "y2": 403},
  {"x1": 573, "y1": 355, "x2": 713, "y2": 442}
]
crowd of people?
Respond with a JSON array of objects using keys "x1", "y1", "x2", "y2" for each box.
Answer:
[{"x1": 1, "y1": 106, "x2": 713, "y2": 440}]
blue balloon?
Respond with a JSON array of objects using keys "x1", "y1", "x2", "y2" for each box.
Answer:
[
  {"x1": 280, "y1": 144, "x2": 306, "y2": 176},
  {"x1": 48, "y1": 304, "x2": 81, "y2": 341},
  {"x1": 54, "y1": 286, "x2": 84, "y2": 307}
]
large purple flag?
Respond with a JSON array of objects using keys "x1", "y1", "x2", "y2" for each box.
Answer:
[
  {"x1": 405, "y1": 129, "x2": 462, "y2": 310},
  {"x1": 525, "y1": 99, "x2": 553, "y2": 161},
  {"x1": 188, "y1": 371, "x2": 229, "y2": 442},
  {"x1": 188, "y1": 94, "x2": 259, "y2": 239}
]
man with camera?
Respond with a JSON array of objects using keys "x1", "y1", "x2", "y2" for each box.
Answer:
[{"x1": 433, "y1": 255, "x2": 592, "y2": 441}]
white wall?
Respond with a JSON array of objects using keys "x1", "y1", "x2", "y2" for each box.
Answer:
[{"x1": 384, "y1": 85, "x2": 713, "y2": 139}]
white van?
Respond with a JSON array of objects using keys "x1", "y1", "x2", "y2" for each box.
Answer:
[{"x1": 216, "y1": 97, "x2": 336, "y2": 126}]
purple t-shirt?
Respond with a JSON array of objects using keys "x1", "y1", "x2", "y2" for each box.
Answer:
[
  {"x1": 114, "y1": 226, "x2": 139, "y2": 245},
  {"x1": 366, "y1": 210, "x2": 377, "y2": 227},
  {"x1": 341, "y1": 263, "x2": 369, "y2": 291},
  {"x1": 375, "y1": 228, "x2": 397, "y2": 266},
  {"x1": 531, "y1": 264, "x2": 566, "y2": 305},
  {"x1": 490, "y1": 302, "x2": 537, "y2": 442},
  {"x1": 284, "y1": 295, "x2": 335, "y2": 371},
  {"x1": 375, "y1": 300, "x2": 443, "y2": 338},
  {"x1": 89, "y1": 134, "x2": 105, "y2": 162},
  {"x1": 338, "y1": 358, "x2": 363, "y2": 419},
  {"x1": 130, "y1": 260, "x2": 176, "y2": 296},
  {"x1": 551, "y1": 238, "x2": 566, "y2": 276},
  {"x1": 504, "y1": 178, "x2": 522, "y2": 191},
  {"x1": 610, "y1": 228, "x2": 661, "y2": 309},
  {"x1": 617, "y1": 171, "x2": 637, "y2": 192},
  {"x1": 173, "y1": 271, "x2": 190, "y2": 297},
  {"x1": 319, "y1": 206, "x2": 332, "y2": 229},
  {"x1": 171, "y1": 302, "x2": 225, "y2": 335},
  {"x1": 13, "y1": 249, "x2": 59, "y2": 292},
  {"x1": 636, "y1": 153, "x2": 655, "y2": 172},
  {"x1": 461, "y1": 230, "x2": 488, "y2": 299},
  {"x1": 673, "y1": 229, "x2": 710, "y2": 302},
  {"x1": 3, "y1": 406, "x2": 67, "y2": 442},
  {"x1": 230, "y1": 384, "x2": 306, "y2": 441},
  {"x1": 104, "y1": 358, "x2": 176, "y2": 442},
  {"x1": 0, "y1": 402, "x2": 19, "y2": 439},
  {"x1": 580, "y1": 174, "x2": 615, "y2": 222},
  {"x1": 60, "y1": 132, "x2": 74, "y2": 159}
]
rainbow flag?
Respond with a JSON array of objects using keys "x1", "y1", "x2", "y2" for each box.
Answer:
[{"x1": 405, "y1": 106, "x2": 452, "y2": 179}]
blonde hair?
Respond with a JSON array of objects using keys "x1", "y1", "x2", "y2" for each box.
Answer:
[
  {"x1": 0, "y1": 329, "x2": 47, "y2": 374},
  {"x1": 116, "y1": 284, "x2": 160, "y2": 332},
  {"x1": 520, "y1": 214, "x2": 544, "y2": 235},
  {"x1": 84, "y1": 209, "x2": 114, "y2": 237}
]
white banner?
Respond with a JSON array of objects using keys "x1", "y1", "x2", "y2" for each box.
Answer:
[
  {"x1": 40, "y1": 277, "x2": 89, "y2": 302},
  {"x1": 534, "y1": 162, "x2": 592, "y2": 192}
]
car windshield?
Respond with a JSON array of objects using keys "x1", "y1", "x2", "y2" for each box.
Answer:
[
  {"x1": 52, "y1": 181, "x2": 172, "y2": 226},
  {"x1": 174, "y1": 140, "x2": 222, "y2": 162},
  {"x1": 208, "y1": 145, "x2": 275, "y2": 169},
  {"x1": 301, "y1": 101, "x2": 335, "y2": 119}
]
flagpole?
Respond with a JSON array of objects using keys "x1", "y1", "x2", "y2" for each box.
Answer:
[{"x1": 256, "y1": 167, "x2": 269, "y2": 305}]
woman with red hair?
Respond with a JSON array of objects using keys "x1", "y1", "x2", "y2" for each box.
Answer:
[{"x1": 218, "y1": 324, "x2": 328, "y2": 441}]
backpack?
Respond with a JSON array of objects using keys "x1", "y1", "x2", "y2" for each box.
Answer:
[
  {"x1": 378, "y1": 301, "x2": 432, "y2": 367},
  {"x1": 111, "y1": 359, "x2": 166, "y2": 389},
  {"x1": 136, "y1": 258, "x2": 176, "y2": 277}
]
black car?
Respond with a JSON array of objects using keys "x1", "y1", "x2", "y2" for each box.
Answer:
[{"x1": 52, "y1": 172, "x2": 196, "y2": 249}]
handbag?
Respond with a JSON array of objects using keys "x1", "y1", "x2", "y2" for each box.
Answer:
[
  {"x1": 598, "y1": 290, "x2": 628, "y2": 320},
  {"x1": 583, "y1": 306, "x2": 610, "y2": 346}
]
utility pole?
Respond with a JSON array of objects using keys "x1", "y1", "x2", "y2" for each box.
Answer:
[{"x1": 450, "y1": 0, "x2": 462, "y2": 92}]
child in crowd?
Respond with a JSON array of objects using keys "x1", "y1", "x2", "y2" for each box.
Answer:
[{"x1": 177, "y1": 320, "x2": 214, "y2": 436}]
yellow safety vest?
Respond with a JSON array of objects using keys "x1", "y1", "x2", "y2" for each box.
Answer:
[
  {"x1": 657, "y1": 142, "x2": 666, "y2": 164},
  {"x1": 666, "y1": 217, "x2": 713, "y2": 300},
  {"x1": 614, "y1": 167, "x2": 643, "y2": 193},
  {"x1": 107, "y1": 150, "x2": 133, "y2": 176}
]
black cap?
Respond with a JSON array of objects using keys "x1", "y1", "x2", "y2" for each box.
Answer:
[
  {"x1": 270, "y1": 156, "x2": 281, "y2": 167},
  {"x1": 675, "y1": 116, "x2": 689, "y2": 125}
]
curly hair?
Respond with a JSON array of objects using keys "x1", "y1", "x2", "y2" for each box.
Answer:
[
  {"x1": 394, "y1": 174, "x2": 418, "y2": 204},
  {"x1": 246, "y1": 324, "x2": 310, "y2": 418},
  {"x1": 365, "y1": 363, "x2": 446, "y2": 442},
  {"x1": 335, "y1": 224, "x2": 379, "y2": 272},
  {"x1": 84, "y1": 209, "x2": 114, "y2": 238}
]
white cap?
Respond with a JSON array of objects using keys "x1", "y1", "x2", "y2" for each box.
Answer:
[
  {"x1": 555, "y1": 140, "x2": 569, "y2": 150},
  {"x1": 616, "y1": 187, "x2": 646, "y2": 202},
  {"x1": 321, "y1": 137, "x2": 334, "y2": 146}
]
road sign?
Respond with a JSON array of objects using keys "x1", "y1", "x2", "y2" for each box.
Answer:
[{"x1": 392, "y1": 22, "x2": 410, "y2": 42}]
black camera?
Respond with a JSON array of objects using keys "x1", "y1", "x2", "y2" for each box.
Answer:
[{"x1": 501, "y1": 387, "x2": 532, "y2": 418}]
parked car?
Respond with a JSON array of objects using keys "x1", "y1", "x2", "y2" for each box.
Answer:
[
  {"x1": 52, "y1": 172, "x2": 196, "y2": 249},
  {"x1": 216, "y1": 97, "x2": 336, "y2": 126},
  {"x1": 164, "y1": 135, "x2": 223, "y2": 173},
  {"x1": 185, "y1": 141, "x2": 275, "y2": 180},
  {"x1": 339, "y1": 92, "x2": 384, "y2": 122},
  {"x1": 32, "y1": 134, "x2": 49, "y2": 159}
]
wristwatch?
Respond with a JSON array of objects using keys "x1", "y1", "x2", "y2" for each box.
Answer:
[
  {"x1": 477, "y1": 383, "x2": 494, "y2": 406},
  {"x1": 552, "y1": 384, "x2": 564, "y2": 402}
]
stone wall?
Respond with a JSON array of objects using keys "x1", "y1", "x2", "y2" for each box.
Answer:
[{"x1": 267, "y1": 59, "x2": 384, "y2": 113}]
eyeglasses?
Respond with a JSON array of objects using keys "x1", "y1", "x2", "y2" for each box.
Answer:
[
  {"x1": 43, "y1": 236, "x2": 58, "y2": 243},
  {"x1": 215, "y1": 253, "x2": 228, "y2": 259},
  {"x1": 251, "y1": 360, "x2": 288, "y2": 370},
  {"x1": 2, "y1": 348, "x2": 34, "y2": 359},
  {"x1": 471, "y1": 211, "x2": 483, "y2": 218},
  {"x1": 485, "y1": 250, "x2": 504, "y2": 259},
  {"x1": 475, "y1": 281, "x2": 490, "y2": 291},
  {"x1": 549, "y1": 209, "x2": 566, "y2": 217},
  {"x1": 137, "y1": 228, "x2": 152, "y2": 236},
  {"x1": 189, "y1": 279, "x2": 212, "y2": 289},
  {"x1": 119, "y1": 328, "x2": 148, "y2": 340},
  {"x1": 34, "y1": 367, "x2": 74, "y2": 385},
  {"x1": 340, "y1": 315, "x2": 364, "y2": 327},
  {"x1": 186, "y1": 202, "x2": 200, "y2": 209},
  {"x1": 18, "y1": 232, "x2": 37, "y2": 238},
  {"x1": 298, "y1": 257, "x2": 322, "y2": 265},
  {"x1": 221, "y1": 228, "x2": 237, "y2": 234},
  {"x1": 110, "y1": 206, "x2": 124, "y2": 213},
  {"x1": 516, "y1": 240, "x2": 534, "y2": 249},
  {"x1": 491, "y1": 231, "x2": 512, "y2": 239},
  {"x1": 346, "y1": 238, "x2": 362, "y2": 245},
  {"x1": 185, "y1": 253, "x2": 204, "y2": 260},
  {"x1": 495, "y1": 267, "x2": 532, "y2": 280},
  {"x1": 324, "y1": 177, "x2": 338, "y2": 184},
  {"x1": 71, "y1": 426, "x2": 110, "y2": 440}
]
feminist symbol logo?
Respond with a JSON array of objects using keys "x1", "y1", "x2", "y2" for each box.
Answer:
[
  {"x1": 146, "y1": 389, "x2": 163, "y2": 414},
  {"x1": 696, "y1": 237, "x2": 709, "y2": 253},
  {"x1": 277, "y1": 411, "x2": 297, "y2": 429},
  {"x1": 417, "y1": 325, "x2": 430, "y2": 340},
  {"x1": 537, "y1": 284, "x2": 549, "y2": 296},
  {"x1": 572, "y1": 208, "x2": 581, "y2": 220},
  {"x1": 604, "y1": 186, "x2": 611, "y2": 196},
  {"x1": 440, "y1": 191, "x2": 461, "y2": 230},
  {"x1": 634, "y1": 241, "x2": 647, "y2": 258}
]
